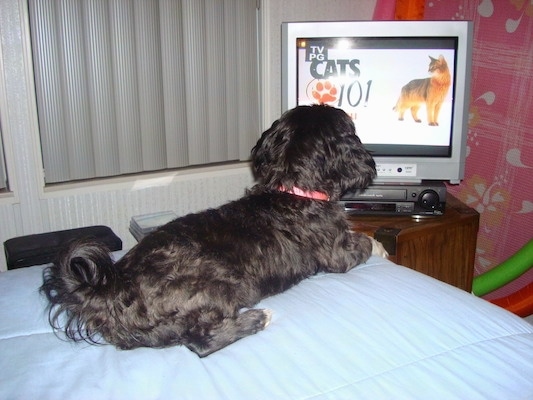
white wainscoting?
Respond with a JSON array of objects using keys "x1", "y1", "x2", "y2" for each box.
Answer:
[{"x1": 0, "y1": 165, "x2": 254, "y2": 271}]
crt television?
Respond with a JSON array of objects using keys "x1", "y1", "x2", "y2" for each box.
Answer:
[{"x1": 281, "y1": 21, "x2": 473, "y2": 184}]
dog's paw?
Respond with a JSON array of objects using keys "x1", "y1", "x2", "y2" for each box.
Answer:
[
  {"x1": 370, "y1": 237, "x2": 389, "y2": 258},
  {"x1": 240, "y1": 308, "x2": 272, "y2": 332},
  {"x1": 264, "y1": 309, "x2": 273, "y2": 327},
  {"x1": 185, "y1": 309, "x2": 273, "y2": 357}
]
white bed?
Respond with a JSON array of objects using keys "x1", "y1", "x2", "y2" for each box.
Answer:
[{"x1": 1, "y1": 254, "x2": 532, "y2": 399}]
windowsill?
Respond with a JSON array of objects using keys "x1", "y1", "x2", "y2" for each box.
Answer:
[
  {"x1": 0, "y1": 190, "x2": 17, "y2": 206},
  {"x1": 40, "y1": 161, "x2": 253, "y2": 199}
]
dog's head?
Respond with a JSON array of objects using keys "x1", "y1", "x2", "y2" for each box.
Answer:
[{"x1": 251, "y1": 104, "x2": 376, "y2": 201}]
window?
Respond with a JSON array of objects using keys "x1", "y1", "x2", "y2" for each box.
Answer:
[{"x1": 28, "y1": 0, "x2": 260, "y2": 184}]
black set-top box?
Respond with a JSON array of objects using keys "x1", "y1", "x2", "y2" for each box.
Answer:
[{"x1": 3, "y1": 225, "x2": 122, "y2": 270}]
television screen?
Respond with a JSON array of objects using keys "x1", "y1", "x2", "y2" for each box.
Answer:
[{"x1": 282, "y1": 21, "x2": 473, "y2": 184}]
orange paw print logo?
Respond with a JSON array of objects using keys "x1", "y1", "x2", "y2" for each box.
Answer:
[{"x1": 310, "y1": 80, "x2": 338, "y2": 104}]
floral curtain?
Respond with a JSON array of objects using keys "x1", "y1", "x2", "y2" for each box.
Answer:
[{"x1": 374, "y1": 0, "x2": 533, "y2": 300}]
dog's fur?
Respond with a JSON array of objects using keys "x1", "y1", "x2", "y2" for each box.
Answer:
[{"x1": 41, "y1": 104, "x2": 385, "y2": 357}]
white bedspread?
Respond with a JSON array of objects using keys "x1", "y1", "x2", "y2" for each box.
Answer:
[{"x1": 1, "y1": 256, "x2": 532, "y2": 399}]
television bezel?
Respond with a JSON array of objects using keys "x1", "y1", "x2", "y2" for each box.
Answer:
[{"x1": 281, "y1": 20, "x2": 473, "y2": 184}]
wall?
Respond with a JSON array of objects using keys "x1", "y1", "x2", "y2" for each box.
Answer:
[
  {"x1": 261, "y1": 0, "x2": 376, "y2": 125},
  {"x1": 0, "y1": 0, "x2": 376, "y2": 271}
]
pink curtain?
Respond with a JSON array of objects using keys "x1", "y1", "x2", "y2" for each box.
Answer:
[
  {"x1": 425, "y1": 1, "x2": 533, "y2": 299},
  {"x1": 372, "y1": 0, "x2": 396, "y2": 20},
  {"x1": 373, "y1": 1, "x2": 532, "y2": 300},
  {"x1": 373, "y1": 0, "x2": 425, "y2": 20}
]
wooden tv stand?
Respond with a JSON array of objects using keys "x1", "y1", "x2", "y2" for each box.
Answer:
[{"x1": 349, "y1": 194, "x2": 479, "y2": 291}]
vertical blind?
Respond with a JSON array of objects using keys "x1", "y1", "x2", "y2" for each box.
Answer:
[
  {"x1": 28, "y1": 0, "x2": 260, "y2": 184},
  {"x1": 0, "y1": 48, "x2": 7, "y2": 190},
  {"x1": 0, "y1": 124, "x2": 6, "y2": 190}
]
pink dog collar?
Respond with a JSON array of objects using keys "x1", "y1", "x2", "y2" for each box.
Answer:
[{"x1": 278, "y1": 186, "x2": 330, "y2": 201}]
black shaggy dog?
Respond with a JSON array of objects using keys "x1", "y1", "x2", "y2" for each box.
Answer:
[{"x1": 41, "y1": 104, "x2": 387, "y2": 357}]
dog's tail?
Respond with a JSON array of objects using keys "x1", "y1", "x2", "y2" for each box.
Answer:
[{"x1": 40, "y1": 240, "x2": 117, "y2": 343}]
